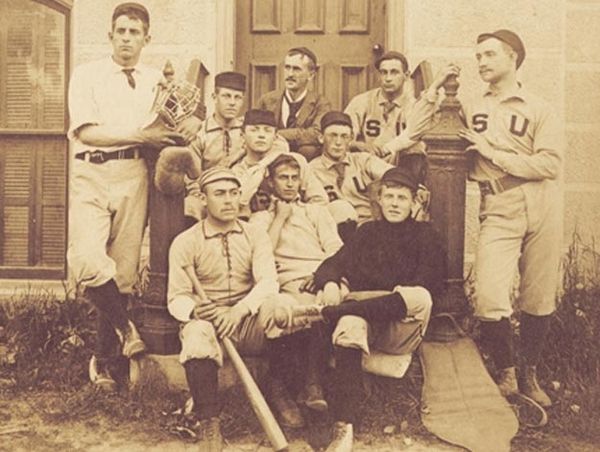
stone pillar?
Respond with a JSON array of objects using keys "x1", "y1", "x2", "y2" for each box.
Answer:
[{"x1": 422, "y1": 75, "x2": 469, "y2": 341}]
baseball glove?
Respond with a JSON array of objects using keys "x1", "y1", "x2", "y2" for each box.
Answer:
[{"x1": 154, "y1": 146, "x2": 202, "y2": 195}]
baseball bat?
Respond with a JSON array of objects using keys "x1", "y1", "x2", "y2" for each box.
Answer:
[{"x1": 183, "y1": 266, "x2": 288, "y2": 451}]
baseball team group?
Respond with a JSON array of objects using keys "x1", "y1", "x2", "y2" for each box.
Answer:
[{"x1": 66, "y1": 2, "x2": 563, "y2": 450}]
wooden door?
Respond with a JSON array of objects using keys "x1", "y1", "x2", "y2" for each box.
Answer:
[{"x1": 236, "y1": 0, "x2": 386, "y2": 111}]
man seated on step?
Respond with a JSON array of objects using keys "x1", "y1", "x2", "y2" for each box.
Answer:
[
  {"x1": 231, "y1": 109, "x2": 328, "y2": 219},
  {"x1": 167, "y1": 167, "x2": 309, "y2": 449},
  {"x1": 280, "y1": 166, "x2": 447, "y2": 451},
  {"x1": 344, "y1": 51, "x2": 459, "y2": 181},
  {"x1": 249, "y1": 153, "x2": 343, "y2": 420},
  {"x1": 309, "y1": 111, "x2": 393, "y2": 239},
  {"x1": 183, "y1": 73, "x2": 289, "y2": 224}
]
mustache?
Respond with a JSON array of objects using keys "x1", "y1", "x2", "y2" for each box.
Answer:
[{"x1": 285, "y1": 77, "x2": 296, "y2": 82}]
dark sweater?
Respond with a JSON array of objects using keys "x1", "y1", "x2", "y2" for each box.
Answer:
[{"x1": 314, "y1": 218, "x2": 447, "y2": 299}]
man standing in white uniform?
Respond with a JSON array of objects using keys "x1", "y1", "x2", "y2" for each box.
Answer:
[
  {"x1": 459, "y1": 30, "x2": 562, "y2": 408},
  {"x1": 67, "y1": 2, "x2": 200, "y2": 390}
]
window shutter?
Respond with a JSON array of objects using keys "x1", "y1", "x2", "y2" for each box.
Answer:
[
  {"x1": 0, "y1": 1, "x2": 68, "y2": 278},
  {"x1": 0, "y1": 140, "x2": 34, "y2": 266}
]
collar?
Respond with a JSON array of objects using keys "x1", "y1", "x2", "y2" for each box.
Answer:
[
  {"x1": 202, "y1": 219, "x2": 244, "y2": 238},
  {"x1": 483, "y1": 82, "x2": 531, "y2": 103},
  {"x1": 376, "y1": 88, "x2": 409, "y2": 108},
  {"x1": 109, "y1": 56, "x2": 142, "y2": 74},
  {"x1": 321, "y1": 153, "x2": 351, "y2": 170},
  {"x1": 206, "y1": 114, "x2": 243, "y2": 133},
  {"x1": 285, "y1": 88, "x2": 308, "y2": 104}
]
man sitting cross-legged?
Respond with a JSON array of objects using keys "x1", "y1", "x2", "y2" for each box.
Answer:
[
  {"x1": 249, "y1": 153, "x2": 343, "y2": 417},
  {"x1": 280, "y1": 166, "x2": 447, "y2": 451},
  {"x1": 167, "y1": 167, "x2": 306, "y2": 450}
]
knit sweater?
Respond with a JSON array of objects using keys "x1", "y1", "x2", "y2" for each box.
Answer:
[{"x1": 314, "y1": 218, "x2": 447, "y2": 299}]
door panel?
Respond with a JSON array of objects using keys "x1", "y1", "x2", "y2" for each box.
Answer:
[{"x1": 237, "y1": 0, "x2": 386, "y2": 111}]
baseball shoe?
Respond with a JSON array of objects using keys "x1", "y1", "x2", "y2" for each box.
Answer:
[
  {"x1": 326, "y1": 421, "x2": 353, "y2": 452},
  {"x1": 298, "y1": 383, "x2": 328, "y2": 412},
  {"x1": 89, "y1": 355, "x2": 117, "y2": 392},
  {"x1": 117, "y1": 320, "x2": 146, "y2": 358},
  {"x1": 496, "y1": 366, "x2": 518, "y2": 397},
  {"x1": 519, "y1": 365, "x2": 552, "y2": 408},
  {"x1": 268, "y1": 378, "x2": 305, "y2": 428},
  {"x1": 194, "y1": 417, "x2": 223, "y2": 452}
]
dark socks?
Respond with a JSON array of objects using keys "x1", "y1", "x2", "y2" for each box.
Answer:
[
  {"x1": 322, "y1": 292, "x2": 407, "y2": 325},
  {"x1": 331, "y1": 346, "x2": 363, "y2": 425},
  {"x1": 479, "y1": 318, "x2": 514, "y2": 370},
  {"x1": 520, "y1": 312, "x2": 552, "y2": 366},
  {"x1": 184, "y1": 358, "x2": 220, "y2": 420},
  {"x1": 87, "y1": 279, "x2": 129, "y2": 332},
  {"x1": 267, "y1": 334, "x2": 298, "y2": 384}
]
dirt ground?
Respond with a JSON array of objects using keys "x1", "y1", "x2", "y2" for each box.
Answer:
[{"x1": 1, "y1": 389, "x2": 598, "y2": 452}]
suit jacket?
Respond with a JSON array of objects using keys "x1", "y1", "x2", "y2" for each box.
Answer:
[{"x1": 256, "y1": 89, "x2": 331, "y2": 161}]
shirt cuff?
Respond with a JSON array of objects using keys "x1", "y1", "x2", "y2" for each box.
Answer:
[{"x1": 168, "y1": 295, "x2": 197, "y2": 322}]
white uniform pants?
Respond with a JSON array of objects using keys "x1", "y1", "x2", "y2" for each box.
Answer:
[
  {"x1": 67, "y1": 159, "x2": 148, "y2": 293},
  {"x1": 474, "y1": 180, "x2": 562, "y2": 320}
]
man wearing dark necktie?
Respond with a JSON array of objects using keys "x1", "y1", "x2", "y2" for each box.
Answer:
[
  {"x1": 67, "y1": 2, "x2": 201, "y2": 394},
  {"x1": 257, "y1": 47, "x2": 331, "y2": 161}
]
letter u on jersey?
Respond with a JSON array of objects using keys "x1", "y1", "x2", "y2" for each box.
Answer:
[{"x1": 509, "y1": 115, "x2": 529, "y2": 137}]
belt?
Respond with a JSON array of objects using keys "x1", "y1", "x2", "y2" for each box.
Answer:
[
  {"x1": 478, "y1": 174, "x2": 527, "y2": 197},
  {"x1": 75, "y1": 147, "x2": 141, "y2": 164}
]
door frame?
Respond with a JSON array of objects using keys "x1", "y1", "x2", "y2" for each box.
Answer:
[{"x1": 216, "y1": 0, "x2": 404, "y2": 72}]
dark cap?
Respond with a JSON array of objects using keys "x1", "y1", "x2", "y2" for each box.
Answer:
[
  {"x1": 112, "y1": 2, "x2": 150, "y2": 26},
  {"x1": 375, "y1": 51, "x2": 409, "y2": 72},
  {"x1": 199, "y1": 168, "x2": 241, "y2": 190},
  {"x1": 215, "y1": 71, "x2": 246, "y2": 92},
  {"x1": 477, "y1": 29, "x2": 526, "y2": 68},
  {"x1": 243, "y1": 109, "x2": 277, "y2": 127},
  {"x1": 320, "y1": 111, "x2": 353, "y2": 132},
  {"x1": 288, "y1": 47, "x2": 318, "y2": 67},
  {"x1": 381, "y1": 166, "x2": 418, "y2": 191}
]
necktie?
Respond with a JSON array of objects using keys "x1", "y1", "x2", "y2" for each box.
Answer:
[
  {"x1": 332, "y1": 162, "x2": 346, "y2": 189},
  {"x1": 382, "y1": 100, "x2": 395, "y2": 122},
  {"x1": 286, "y1": 96, "x2": 304, "y2": 128},
  {"x1": 122, "y1": 68, "x2": 136, "y2": 89},
  {"x1": 223, "y1": 129, "x2": 231, "y2": 157}
]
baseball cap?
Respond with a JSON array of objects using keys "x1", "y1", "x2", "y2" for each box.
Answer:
[
  {"x1": 112, "y1": 2, "x2": 149, "y2": 26},
  {"x1": 375, "y1": 51, "x2": 409, "y2": 72},
  {"x1": 215, "y1": 71, "x2": 246, "y2": 92},
  {"x1": 320, "y1": 111, "x2": 353, "y2": 132},
  {"x1": 477, "y1": 29, "x2": 526, "y2": 68},
  {"x1": 288, "y1": 47, "x2": 318, "y2": 67},
  {"x1": 243, "y1": 109, "x2": 277, "y2": 127},
  {"x1": 199, "y1": 168, "x2": 241, "y2": 191},
  {"x1": 381, "y1": 166, "x2": 418, "y2": 191}
]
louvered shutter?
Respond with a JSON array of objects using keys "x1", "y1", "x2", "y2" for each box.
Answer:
[{"x1": 0, "y1": 0, "x2": 69, "y2": 279}]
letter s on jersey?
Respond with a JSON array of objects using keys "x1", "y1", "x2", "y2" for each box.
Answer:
[
  {"x1": 365, "y1": 120, "x2": 381, "y2": 137},
  {"x1": 472, "y1": 113, "x2": 488, "y2": 132}
]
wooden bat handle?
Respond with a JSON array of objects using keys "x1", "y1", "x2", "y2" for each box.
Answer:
[
  {"x1": 221, "y1": 337, "x2": 288, "y2": 451},
  {"x1": 182, "y1": 266, "x2": 288, "y2": 451}
]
